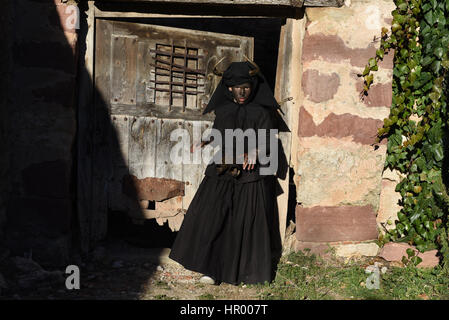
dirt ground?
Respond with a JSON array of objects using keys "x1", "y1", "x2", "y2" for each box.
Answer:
[{"x1": 1, "y1": 239, "x2": 264, "y2": 300}]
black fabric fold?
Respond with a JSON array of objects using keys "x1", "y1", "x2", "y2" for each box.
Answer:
[{"x1": 168, "y1": 61, "x2": 283, "y2": 285}]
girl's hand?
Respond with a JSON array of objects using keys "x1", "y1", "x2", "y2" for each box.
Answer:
[
  {"x1": 190, "y1": 142, "x2": 200, "y2": 153},
  {"x1": 243, "y1": 149, "x2": 257, "y2": 170},
  {"x1": 190, "y1": 141, "x2": 210, "y2": 153}
]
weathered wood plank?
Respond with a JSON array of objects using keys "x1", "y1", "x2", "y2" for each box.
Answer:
[
  {"x1": 111, "y1": 35, "x2": 138, "y2": 105},
  {"x1": 151, "y1": 118, "x2": 185, "y2": 228},
  {"x1": 108, "y1": 115, "x2": 130, "y2": 211},
  {"x1": 304, "y1": 0, "x2": 343, "y2": 6},
  {"x1": 128, "y1": 116, "x2": 157, "y2": 179},
  {"x1": 93, "y1": 18, "x2": 114, "y2": 243},
  {"x1": 182, "y1": 120, "x2": 203, "y2": 210},
  {"x1": 111, "y1": 115, "x2": 130, "y2": 167},
  {"x1": 136, "y1": 41, "x2": 152, "y2": 106},
  {"x1": 155, "y1": 118, "x2": 184, "y2": 181},
  {"x1": 180, "y1": 119, "x2": 214, "y2": 214},
  {"x1": 109, "y1": 103, "x2": 215, "y2": 121}
]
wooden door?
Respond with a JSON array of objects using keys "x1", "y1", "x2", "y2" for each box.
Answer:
[{"x1": 94, "y1": 19, "x2": 254, "y2": 236}]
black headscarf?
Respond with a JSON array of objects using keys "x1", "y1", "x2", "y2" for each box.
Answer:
[{"x1": 202, "y1": 61, "x2": 289, "y2": 132}]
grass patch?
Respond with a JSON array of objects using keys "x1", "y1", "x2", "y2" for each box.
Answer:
[
  {"x1": 153, "y1": 294, "x2": 177, "y2": 300},
  {"x1": 154, "y1": 280, "x2": 171, "y2": 290},
  {"x1": 198, "y1": 293, "x2": 216, "y2": 300},
  {"x1": 255, "y1": 250, "x2": 449, "y2": 300}
]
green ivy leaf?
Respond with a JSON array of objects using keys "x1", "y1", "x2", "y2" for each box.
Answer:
[
  {"x1": 406, "y1": 248, "x2": 415, "y2": 258},
  {"x1": 431, "y1": 60, "x2": 442, "y2": 74},
  {"x1": 430, "y1": 0, "x2": 437, "y2": 10},
  {"x1": 411, "y1": 256, "x2": 423, "y2": 266},
  {"x1": 419, "y1": 172, "x2": 428, "y2": 181},
  {"x1": 434, "y1": 47, "x2": 444, "y2": 59},
  {"x1": 424, "y1": 10, "x2": 434, "y2": 25},
  {"x1": 398, "y1": 64, "x2": 410, "y2": 74},
  {"x1": 429, "y1": 91, "x2": 440, "y2": 102},
  {"x1": 422, "y1": 3, "x2": 432, "y2": 13},
  {"x1": 433, "y1": 144, "x2": 444, "y2": 162},
  {"x1": 362, "y1": 65, "x2": 370, "y2": 76},
  {"x1": 422, "y1": 55, "x2": 435, "y2": 66},
  {"x1": 365, "y1": 75, "x2": 373, "y2": 87},
  {"x1": 398, "y1": 3, "x2": 408, "y2": 12},
  {"x1": 376, "y1": 49, "x2": 385, "y2": 59},
  {"x1": 367, "y1": 1, "x2": 449, "y2": 257}
]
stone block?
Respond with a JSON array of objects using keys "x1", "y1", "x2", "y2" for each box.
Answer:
[
  {"x1": 378, "y1": 242, "x2": 439, "y2": 268},
  {"x1": 302, "y1": 69, "x2": 340, "y2": 103},
  {"x1": 377, "y1": 179, "x2": 401, "y2": 232},
  {"x1": 21, "y1": 160, "x2": 71, "y2": 199},
  {"x1": 296, "y1": 205, "x2": 378, "y2": 242},
  {"x1": 305, "y1": 0, "x2": 395, "y2": 58},
  {"x1": 6, "y1": 196, "x2": 72, "y2": 238},
  {"x1": 295, "y1": 241, "x2": 379, "y2": 258},
  {"x1": 382, "y1": 168, "x2": 404, "y2": 183},
  {"x1": 32, "y1": 77, "x2": 76, "y2": 108},
  {"x1": 298, "y1": 107, "x2": 384, "y2": 145},
  {"x1": 334, "y1": 242, "x2": 379, "y2": 258},
  {"x1": 5, "y1": 233, "x2": 71, "y2": 268},
  {"x1": 356, "y1": 81, "x2": 393, "y2": 108},
  {"x1": 13, "y1": 41, "x2": 77, "y2": 75},
  {"x1": 303, "y1": 32, "x2": 379, "y2": 68},
  {"x1": 295, "y1": 241, "x2": 334, "y2": 257},
  {"x1": 295, "y1": 136, "x2": 386, "y2": 209}
]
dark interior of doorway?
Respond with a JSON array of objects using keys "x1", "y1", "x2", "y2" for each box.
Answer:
[{"x1": 106, "y1": 17, "x2": 284, "y2": 248}]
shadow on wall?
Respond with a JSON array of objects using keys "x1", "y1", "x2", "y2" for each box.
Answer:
[
  {"x1": 0, "y1": 1, "x2": 11, "y2": 249},
  {"x1": 0, "y1": 0, "x2": 156, "y2": 300}
]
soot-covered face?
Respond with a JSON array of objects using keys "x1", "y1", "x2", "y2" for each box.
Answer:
[{"x1": 229, "y1": 82, "x2": 252, "y2": 105}]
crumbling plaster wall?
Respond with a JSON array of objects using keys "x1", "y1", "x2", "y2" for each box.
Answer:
[
  {"x1": 4, "y1": 0, "x2": 79, "y2": 267},
  {"x1": 292, "y1": 0, "x2": 399, "y2": 257}
]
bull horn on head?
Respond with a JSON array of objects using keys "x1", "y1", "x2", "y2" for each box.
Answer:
[
  {"x1": 212, "y1": 57, "x2": 226, "y2": 76},
  {"x1": 243, "y1": 54, "x2": 260, "y2": 76}
]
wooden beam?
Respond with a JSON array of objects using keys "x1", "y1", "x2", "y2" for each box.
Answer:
[
  {"x1": 304, "y1": 0, "x2": 344, "y2": 6},
  {"x1": 95, "y1": 0, "x2": 345, "y2": 7},
  {"x1": 95, "y1": 0, "x2": 306, "y2": 7}
]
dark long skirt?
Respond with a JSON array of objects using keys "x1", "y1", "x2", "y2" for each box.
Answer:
[{"x1": 169, "y1": 174, "x2": 276, "y2": 285}]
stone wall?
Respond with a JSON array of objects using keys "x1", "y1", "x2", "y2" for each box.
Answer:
[
  {"x1": 4, "y1": 0, "x2": 79, "y2": 267},
  {"x1": 294, "y1": 0, "x2": 396, "y2": 257},
  {"x1": 0, "y1": 1, "x2": 12, "y2": 247}
]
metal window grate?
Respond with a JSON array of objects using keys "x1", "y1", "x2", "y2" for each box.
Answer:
[{"x1": 149, "y1": 41, "x2": 206, "y2": 111}]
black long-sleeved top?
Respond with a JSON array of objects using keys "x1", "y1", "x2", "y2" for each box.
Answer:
[{"x1": 204, "y1": 100, "x2": 276, "y2": 183}]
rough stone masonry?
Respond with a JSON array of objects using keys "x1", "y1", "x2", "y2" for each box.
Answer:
[
  {"x1": 295, "y1": 0, "x2": 397, "y2": 256},
  {"x1": 4, "y1": 0, "x2": 79, "y2": 267}
]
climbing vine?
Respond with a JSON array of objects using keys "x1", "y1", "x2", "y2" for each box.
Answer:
[{"x1": 361, "y1": 0, "x2": 449, "y2": 264}]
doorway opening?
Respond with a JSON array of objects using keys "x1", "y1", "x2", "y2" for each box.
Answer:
[{"x1": 102, "y1": 17, "x2": 284, "y2": 248}]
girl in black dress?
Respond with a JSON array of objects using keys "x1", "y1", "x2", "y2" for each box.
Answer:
[{"x1": 169, "y1": 60, "x2": 282, "y2": 285}]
